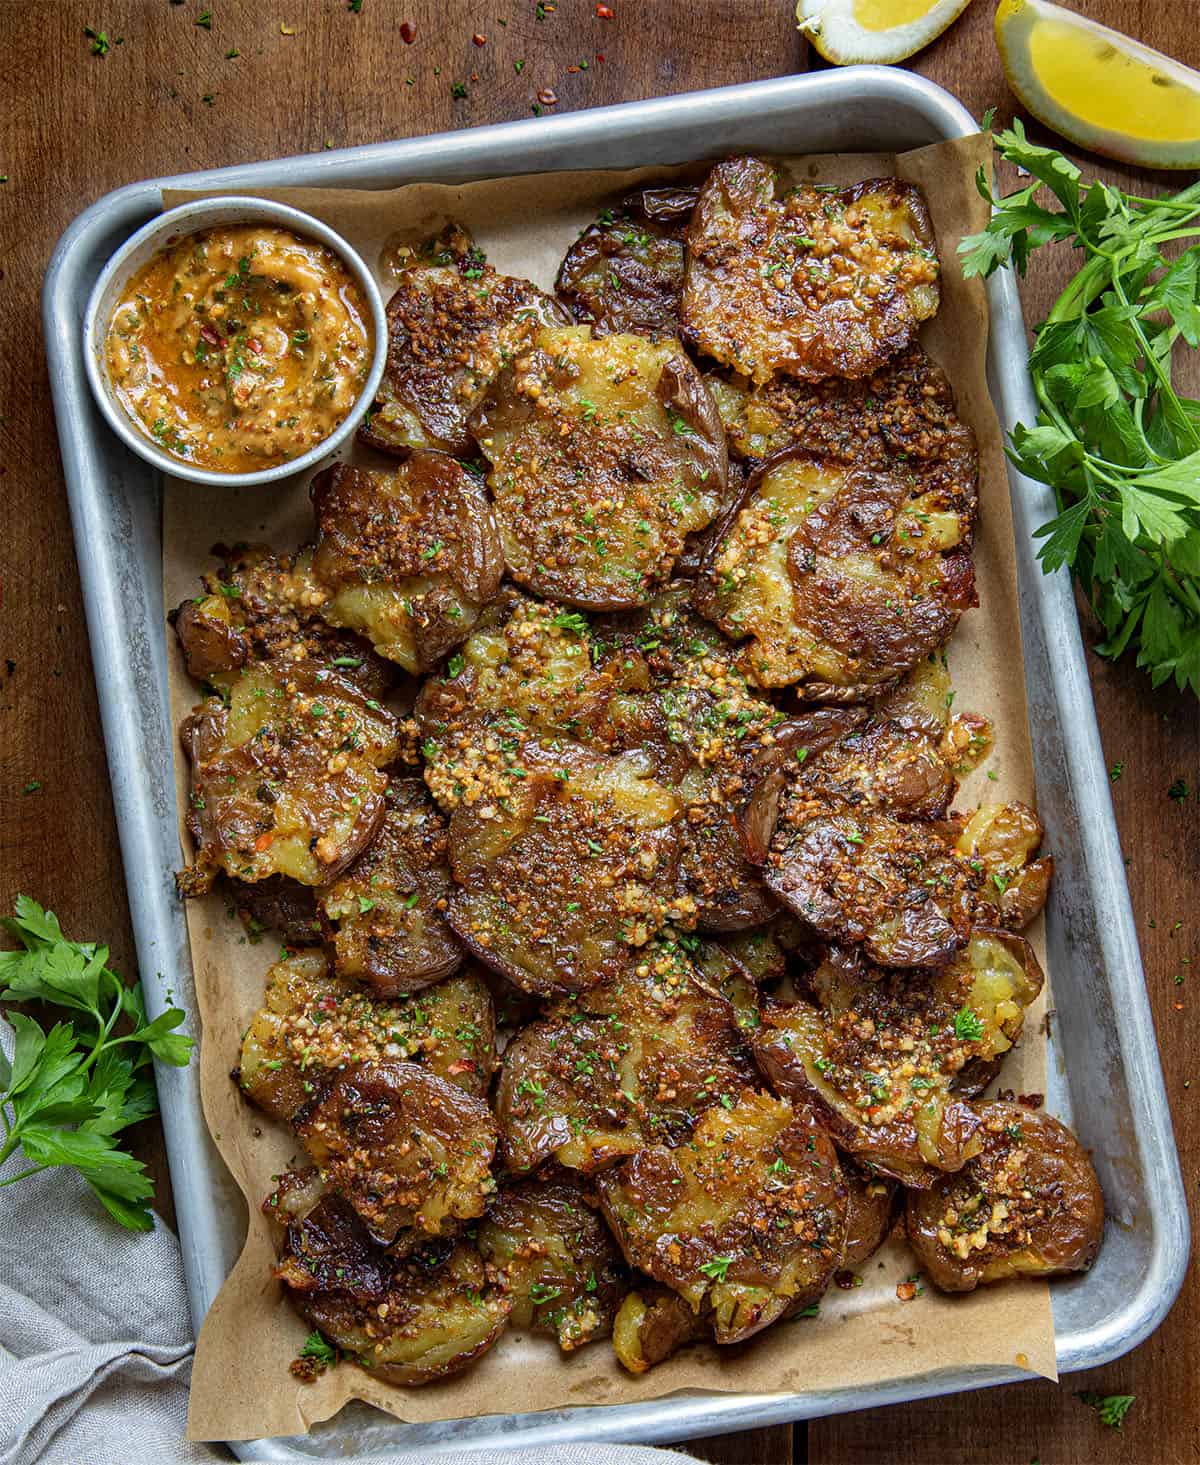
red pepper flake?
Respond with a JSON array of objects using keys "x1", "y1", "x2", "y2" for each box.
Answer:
[
  {"x1": 536, "y1": 87, "x2": 558, "y2": 105},
  {"x1": 596, "y1": 53, "x2": 605, "y2": 62},
  {"x1": 895, "y1": 1280, "x2": 917, "y2": 1302},
  {"x1": 567, "y1": 64, "x2": 579, "y2": 73},
  {"x1": 400, "y1": 19, "x2": 417, "y2": 43},
  {"x1": 596, "y1": 3, "x2": 614, "y2": 15},
  {"x1": 472, "y1": 31, "x2": 486, "y2": 44},
  {"x1": 199, "y1": 324, "x2": 221, "y2": 346}
]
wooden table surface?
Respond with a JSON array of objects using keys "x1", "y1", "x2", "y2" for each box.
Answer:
[{"x1": 1, "y1": 1, "x2": 1197, "y2": 1460}]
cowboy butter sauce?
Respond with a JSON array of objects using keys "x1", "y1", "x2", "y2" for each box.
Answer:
[{"x1": 105, "y1": 224, "x2": 372, "y2": 473}]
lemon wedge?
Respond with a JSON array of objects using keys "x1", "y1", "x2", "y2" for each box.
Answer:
[
  {"x1": 796, "y1": 0, "x2": 977, "y2": 65},
  {"x1": 996, "y1": 0, "x2": 1200, "y2": 170}
]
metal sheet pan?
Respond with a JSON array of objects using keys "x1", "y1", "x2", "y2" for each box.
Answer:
[{"x1": 42, "y1": 67, "x2": 1189, "y2": 1460}]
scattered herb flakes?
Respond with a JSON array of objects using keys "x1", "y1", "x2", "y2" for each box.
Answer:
[
  {"x1": 1108, "y1": 761, "x2": 1124, "y2": 782},
  {"x1": 201, "y1": 92, "x2": 215, "y2": 105},
  {"x1": 953, "y1": 1005, "x2": 984, "y2": 1042},
  {"x1": 698, "y1": 1256, "x2": 733, "y2": 1282},
  {"x1": 1168, "y1": 777, "x2": 1190, "y2": 801},
  {"x1": 224, "y1": 47, "x2": 239, "y2": 59},
  {"x1": 347, "y1": 0, "x2": 364, "y2": 11},
  {"x1": 20, "y1": 781, "x2": 41, "y2": 796},
  {"x1": 84, "y1": 26, "x2": 119, "y2": 56},
  {"x1": 1078, "y1": 1393, "x2": 1135, "y2": 1430},
  {"x1": 451, "y1": 81, "x2": 468, "y2": 99},
  {"x1": 195, "y1": 9, "x2": 212, "y2": 28},
  {"x1": 513, "y1": 57, "x2": 525, "y2": 73}
]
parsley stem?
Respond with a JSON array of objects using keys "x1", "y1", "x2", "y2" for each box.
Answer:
[{"x1": 0, "y1": 1164, "x2": 48, "y2": 1187}]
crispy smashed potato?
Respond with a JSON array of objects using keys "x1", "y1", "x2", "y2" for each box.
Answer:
[
  {"x1": 842, "y1": 1161, "x2": 898, "y2": 1268},
  {"x1": 556, "y1": 185, "x2": 698, "y2": 338},
  {"x1": 693, "y1": 448, "x2": 977, "y2": 697},
  {"x1": 681, "y1": 159, "x2": 939, "y2": 386},
  {"x1": 957, "y1": 802, "x2": 1053, "y2": 931},
  {"x1": 178, "y1": 658, "x2": 398, "y2": 894},
  {"x1": 477, "y1": 1172, "x2": 626, "y2": 1350},
  {"x1": 472, "y1": 324, "x2": 727, "y2": 609},
  {"x1": 172, "y1": 543, "x2": 393, "y2": 697},
  {"x1": 227, "y1": 874, "x2": 321, "y2": 946},
  {"x1": 598, "y1": 1089, "x2": 846, "y2": 1343},
  {"x1": 496, "y1": 937, "x2": 755, "y2": 1173},
  {"x1": 238, "y1": 952, "x2": 496, "y2": 1120},
  {"x1": 906, "y1": 1102, "x2": 1103, "y2": 1292},
  {"x1": 360, "y1": 223, "x2": 563, "y2": 457},
  {"x1": 316, "y1": 778, "x2": 463, "y2": 996},
  {"x1": 752, "y1": 932, "x2": 1044, "y2": 1185},
  {"x1": 445, "y1": 745, "x2": 688, "y2": 996},
  {"x1": 612, "y1": 1284, "x2": 709, "y2": 1374},
  {"x1": 296, "y1": 1060, "x2": 497, "y2": 1248},
  {"x1": 277, "y1": 1202, "x2": 512, "y2": 1385},
  {"x1": 308, "y1": 456, "x2": 504, "y2": 674}
]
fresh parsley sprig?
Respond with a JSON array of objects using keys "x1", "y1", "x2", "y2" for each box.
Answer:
[
  {"x1": 0, "y1": 897, "x2": 193, "y2": 1230},
  {"x1": 960, "y1": 117, "x2": 1200, "y2": 698}
]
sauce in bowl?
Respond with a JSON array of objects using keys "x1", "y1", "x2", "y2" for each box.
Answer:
[{"x1": 104, "y1": 223, "x2": 373, "y2": 474}]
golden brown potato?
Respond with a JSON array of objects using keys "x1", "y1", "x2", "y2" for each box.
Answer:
[
  {"x1": 612, "y1": 1284, "x2": 709, "y2": 1374},
  {"x1": 238, "y1": 953, "x2": 497, "y2": 1119},
  {"x1": 471, "y1": 324, "x2": 727, "y2": 609},
  {"x1": 307, "y1": 456, "x2": 504, "y2": 674},
  {"x1": 906, "y1": 1102, "x2": 1104, "y2": 1292},
  {"x1": 277, "y1": 1201, "x2": 512, "y2": 1386},
  {"x1": 841, "y1": 1161, "x2": 898, "y2": 1268},
  {"x1": 597, "y1": 1089, "x2": 846, "y2": 1343},
  {"x1": 476, "y1": 1172, "x2": 626, "y2": 1350},
  {"x1": 793, "y1": 709, "x2": 958, "y2": 826},
  {"x1": 172, "y1": 543, "x2": 394, "y2": 697},
  {"x1": 295, "y1": 1060, "x2": 498, "y2": 1248},
  {"x1": 226, "y1": 875, "x2": 321, "y2": 946},
  {"x1": 693, "y1": 448, "x2": 977, "y2": 697},
  {"x1": 495, "y1": 936, "x2": 755, "y2": 1173},
  {"x1": 681, "y1": 159, "x2": 940, "y2": 386},
  {"x1": 556, "y1": 185, "x2": 698, "y2": 339},
  {"x1": 177, "y1": 658, "x2": 398, "y2": 895},
  {"x1": 316, "y1": 778, "x2": 463, "y2": 996},
  {"x1": 359, "y1": 223, "x2": 564, "y2": 457},
  {"x1": 445, "y1": 744, "x2": 688, "y2": 997},
  {"x1": 713, "y1": 345, "x2": 976, "y2": 482},
  {"x1": 956, "y1": 802, "x2": 1053, "y2": 931},
  {"x1": 751, "y1": 932, "x2": 1044, "y2": 1186}
]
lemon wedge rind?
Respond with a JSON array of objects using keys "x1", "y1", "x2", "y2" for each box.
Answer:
[
  {"x1": 996, "y1": 0, "x2": 1200, "y2": 171},
  {"x1": 796, "y1": 0, "x2": 977, "y2": 66}
]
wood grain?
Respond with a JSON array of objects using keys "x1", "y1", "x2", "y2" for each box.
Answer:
[{"x1": 0, "y1": 3, "x2": 1195, "y2": 1463}]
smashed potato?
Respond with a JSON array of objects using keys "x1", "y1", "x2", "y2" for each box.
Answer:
[
  {"x1": 681, "y1": 159, "x2": 939, "y2": 386},
  {"x1": 226, "y1": 874, "x2": 321, "y2": 947},
  {"x1": 693, "y1": 449, "x2": 977, "y2": 697},
  {"x1": 296, "y1": 1060, "x2": 497, "y2": 1248},
  {"x1": 906, "y1": 1102, "x2": 1103, "y2": 1292},
  {"x1": 477, "y1": 1172, "x2": 626, "y2": 1350},
  {"x1": 496, "y1": 937, "x2": 755, "y2": 1173},
  {"x1": 612, "y1": 1284, "x2": 709, "y2": 1374},
  {"x1": 598, "y1": 1089, "x2": 846, "y2": 1343},
  {"x1": 178, "y1": 658, "x2": 398, "y2": 894},
  {"x1": 360, "y1": 223, "x2": 563, "y2": 457},
  {"x1": 309, "y1": 455, "x2": 504, "y2": 674},
  {"x1": 556, "y1": 185, "x2": 698, "y2": 339},
  {"x1": 957, "y1": 801, "x2": 1053, "y2": 931},
  {"x1": 278, "y1": 1210, "x2": 512, "y2": 1385},
  {"x1": 472, "y1": 324, "x2": 727, "y2": 609},
  {"x1": 445, "y1": 746, "x2": 688, "y2": 996},
  {"x1": 752, "y1": 932, "x2": 1044, "y2": 1185},
  {"x1": 316, "y1": 778, "x2": 463, "y2": 996},
  {"x1": 842, "y1": 1162, "x2": 898, "y2": 1268},
  {"x1": 238, "y1": 952, "x2": 496, "y2": 1119}
]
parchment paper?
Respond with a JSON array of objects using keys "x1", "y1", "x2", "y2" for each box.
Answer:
[{"x1": 163, "y1": 134, "x2": 1057, "y2": 1444}]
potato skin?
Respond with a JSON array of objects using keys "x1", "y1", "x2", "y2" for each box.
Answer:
[
  {"x1": 906, "y1": 1102, "x2": 1104, "y2": 1292},
  {"x1": 694, "y1": 447, "x2": 977, "y2": 698},
  {"x1": 556, "y1": 185, "x2": 698, "y2": 339},
  {"x1": 178, "y1": 658, "x2": 398, "y2": 894},
  {"x1": 476, "y1": 1172, "x2": 627, "y2": 1350},
  {"x1": 226, "y1": 875, "x2": 321, "y2": 947},
  {"x1": 309, "y1": 455, "x2": 504, "y2": 674},
  {"x1": 295, "y1": 1060, "x2": 498, "y2": 1247},
  {"x1": 277, "y1": 1204, "x2": 512, "y2": 1386},
  {"x1": 842, "y1": 1161, "x2": 898, "y2": 1268},
  {"x1": 316, "y1": 777, "x2": 463, "y2": 997},
  {"x1": 956, "y1": 801, "x2": 1053, "y2": 932},
  {"x1": 359, "y1": 223, "x2": 564, "y2": 457},
  {"x1": 238, "y1": 954, "x2": 497, "y2": 1115},
  {"x1": 681, "y1": 159, "x2": 940, "y2": 386},
  {"x1": 598, "y1": 1089, "x2": 846, "y2": 1343},
  {"x1": 495, "y1": 938, "x2": 755, "y2": 1174},
  {"x1": 612, "y1": 1284, "x2": 709, "y2": 1374},
  {"x1": 472, "y1": 325, "x2": 727, "y2": 610},
  {"x1": 751, "y1": 933, "x2": 1043, "y2": 1186}
]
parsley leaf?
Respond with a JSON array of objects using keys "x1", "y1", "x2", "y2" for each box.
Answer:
[
  {"x1": 699, "y1": 1256, "x2": 734, "y2": 1282},
  {"x1": 1078, "y1": 1392, "x2": 1135, "y2": 1430},
  {"x1": 953, "y1": 1005, "x2": 984, "y2": 1042},
  {"x1": 961, "y1": 119, "x2": 1200, "y2": 699},
  {"x1": 0, "y1": 897, "x2": 193, "y2": 1229}
]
